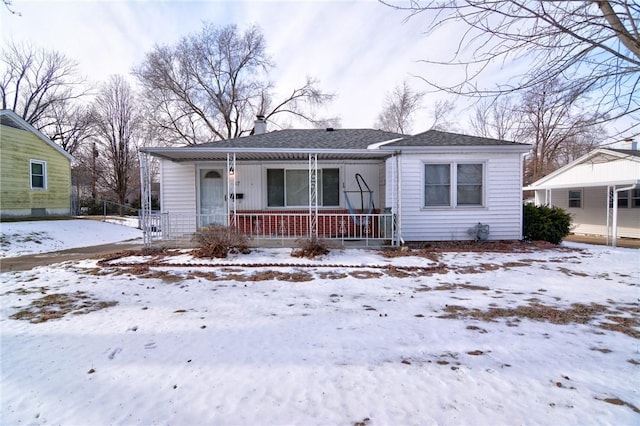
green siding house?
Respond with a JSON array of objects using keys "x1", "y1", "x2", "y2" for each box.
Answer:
[{"x1": 0, "y1": 110, "x2": 74, "y2": 218}]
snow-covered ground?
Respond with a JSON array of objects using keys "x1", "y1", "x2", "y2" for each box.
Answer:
[
  {"x1": 0, "y1": 221, "x2": 638, "y2": 425},
  {"x1": 0, "y1": 218, "x2": 142, "y2": 258}
]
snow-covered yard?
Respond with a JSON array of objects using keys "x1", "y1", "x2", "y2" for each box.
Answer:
[{"x1": 0, "y1": 220, "x2": 639, "y2": 425}]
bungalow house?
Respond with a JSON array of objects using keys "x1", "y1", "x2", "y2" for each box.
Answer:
[
  {"x1": 139, "y1": 119, "x2": 531, "y2": 246},
  {"x1": 0, "y1": 110, "x2": 74, "y2": 218},
  {"x1": 525, "y1": 147, "x2": 640, "y2": 246}
]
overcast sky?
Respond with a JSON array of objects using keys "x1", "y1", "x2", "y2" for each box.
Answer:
[
  {"x1": 3, "y1": 0, "x2": 480, "y2": 133},
  {"x1": 3, "y1": 0, "x2": 633, "y2": 143}
]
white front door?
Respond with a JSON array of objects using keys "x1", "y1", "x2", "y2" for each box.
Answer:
[{"x1": 199, "y1": 169, "x2": 226, "y2": 227}]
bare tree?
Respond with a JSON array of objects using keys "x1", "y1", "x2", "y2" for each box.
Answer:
[
  {"x1": 519, "y1": 80, "x2": 605, "y2": 184},
  {"x1": 1, "y1": 41, "x2": 88, "y2": 132},
  {"x1": 2, "y1": 0, "x2": 20, "y2": 15},
  {"x1": 40, "y1": 102, "x2": 94, "y2": 155},
  {"x1": 429, "y1": 99, "x2": 457, "y2": 131},
  {"x1": 375, "y1": 80, "x2": 425, "y2": 134},
  {"x1": 469, "y1": 98, "x2": 520, "y2": 140},
  {"x1": 91, "y1": 75, "x2": 141, "y2": 209},
  {"x1": 383, "y1": 1, "x2": 640, "y2": 130},
  {"x1": 134, "y1": 23, "x2": 334, "y2": 145}
]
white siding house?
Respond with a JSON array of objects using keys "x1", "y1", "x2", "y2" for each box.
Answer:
[
  {"x1": 140, "y1": 126, "x2": 530, "y2": 246},
  {"x1": 526, "y1": 148, "x2": 640, "y2": 244},
  {"x1": 382, "y1": 131, "x2": 529, "y2": 242}
]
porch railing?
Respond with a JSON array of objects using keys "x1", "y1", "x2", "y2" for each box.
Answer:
[{"x1": 145, "y1": 211, "x2": 397, "y2": 246}]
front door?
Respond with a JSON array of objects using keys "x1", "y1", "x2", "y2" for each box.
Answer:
[{"x1": 199, "y1": 169, "x2": 226, "y2": 227}]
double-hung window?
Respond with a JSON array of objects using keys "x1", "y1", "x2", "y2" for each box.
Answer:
[
  {"x1": 267, "y1": 168, "x2": 339, "y2": 207},
  {"x1": 568, "y1": 190, "x2": 582, "y2": 208},
  {"x1": 424, "y1": 162, "x2": 484, "y2": 207},
  {"x1": 30, "y1": 160, "x2": 47, "y2": 190},
  {"x1": 615, "y1": 189, "x2": 640, "y2": 208}
]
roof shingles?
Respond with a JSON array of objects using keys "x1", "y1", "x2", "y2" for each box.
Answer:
[
  {"x1": 385, "y1": 129, "x2": 527, "y2": 147},
  {"x1": 197, "y1": 129, "x2": 403, "y2": 150}
]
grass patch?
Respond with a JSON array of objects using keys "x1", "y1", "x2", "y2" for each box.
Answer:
[{"x1": 10, "y1": 291, "x2": 117, "y2": 323}]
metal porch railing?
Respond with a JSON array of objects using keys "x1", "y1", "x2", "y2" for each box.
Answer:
[{"x1": 144, "y1": 211, "x2": 397, "y2": 247}]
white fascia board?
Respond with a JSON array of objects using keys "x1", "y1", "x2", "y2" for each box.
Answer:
[
  {"x1": 525, "y1": 179, "x2": 640, "y2": 190},
  {"x1": 140, "y1": 147, "x2": 389, "y2": 156},
  {"x1": 366, "y1": 137, "x2": 405, "y2": 150}
]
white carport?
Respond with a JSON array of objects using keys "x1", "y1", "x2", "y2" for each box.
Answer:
[{"x1": 525, "y1": 148, "x2": 640, "y2": 247}]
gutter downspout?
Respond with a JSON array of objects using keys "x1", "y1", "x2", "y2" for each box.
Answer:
[
  {"x1": 612, "y1": 183, "x2": 638, "y2": 247},
  {"x1": 395, "y1": 151, "x2": 403, "y2": 246}
]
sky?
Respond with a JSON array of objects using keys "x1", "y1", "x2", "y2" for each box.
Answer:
[
  {"x1": 0, "y1": 1, "x2": 635, "y2": 142},
  {"x1": 0, "y1": 0, "x2": 476, "y2": 133}
]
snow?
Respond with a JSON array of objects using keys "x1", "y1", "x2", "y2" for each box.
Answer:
[
  {"x1": 1, "y1": 221, "x2": 639, "y2": 425},
  {"x1": 0, "y1": 218, "x2": 142, "y2": 258}
]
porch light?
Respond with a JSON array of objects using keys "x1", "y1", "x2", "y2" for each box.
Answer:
[{"x1": 229, "y1": 166, "x2": 235, "y2": 176}]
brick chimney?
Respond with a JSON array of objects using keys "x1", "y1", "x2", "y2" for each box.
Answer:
[{"x1": 254, "y1": 115, "x2": 267, "y2": 135}]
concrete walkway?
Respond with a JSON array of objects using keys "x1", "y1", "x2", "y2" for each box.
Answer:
[
  {"x1": 564, "y1": 235, "x2": 640, "y2": 249},
  {"x1": 0, "y1": 241, "x2": 144, "y2": 272}
]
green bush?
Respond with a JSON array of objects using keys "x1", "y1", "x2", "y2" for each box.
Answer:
[
  {"x1": 192, "y1": 226, "x2": 250, "y2": 258},
  {"x1": 523, "y1": 204, "x2": 572, "y2": 244}
]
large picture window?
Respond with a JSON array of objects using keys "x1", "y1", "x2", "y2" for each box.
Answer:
[
  {"x1": 30, "y1": 160, "x2": 46, "y2": 190},
  {"x1": 267, "y1": 168, "x2": 340, "y2": 207},
  {"x1": 424, "y1": 162, "x2": 484, "y2": 207}
]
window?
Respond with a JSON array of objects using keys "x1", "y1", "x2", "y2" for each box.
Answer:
[
  {"x1": 457, "y1": 164, "x2": 483, "y2": 205},
  {"x1": 30, "y1": 160, "x2": 46, "y2": 189},
  {"x1": 615, "y1": 189, "x2": 640, "y2": 208},
  {"x1": 267, "y1": 168, "x2": 340, "y2": 207},
  {"x1": 424, "y1": 163, "x2": 483, "y2": 207},
  {"x1": 424, "y1": 164, "x2": 450, "y2": 206},
  {"x1": 568, "y1": 190, "x2": 582, "y2": 208},
  {"x1": 618, "y1": 190, "x2": 629, "y2": 208},
  {"x1": 632, "y1": 189, "x2": 640, "y2": 208}
]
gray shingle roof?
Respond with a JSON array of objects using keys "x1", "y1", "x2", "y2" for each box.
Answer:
[
  {"x1": 196, "y1": 128, "x2": 403, "y2": 150},
  {"x1": 609, "y1": 149, "x2": 640, "y2": 158},
  {"x1": 384, "y1": 129, "x2": 528, "y2": 147}
]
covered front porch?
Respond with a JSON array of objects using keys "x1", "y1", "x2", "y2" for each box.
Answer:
[{"x1": 139, "y1": 147, "x2": 400, "y2": 247}]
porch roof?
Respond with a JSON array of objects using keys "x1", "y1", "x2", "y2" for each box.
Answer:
[
  {"x1": 139, "y1": 146, "x2": 394, "y2": 162},
  {"x1": 141, "y1": 128, "x2": 405, "y2": 161}
]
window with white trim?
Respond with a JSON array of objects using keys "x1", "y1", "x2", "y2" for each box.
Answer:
[
  {"x1": 615, "y1": 189, "x2": 640, "y2": 208},
  {"x1": 424, "y1": 162, "x2": 484, "y2": 207},
  {"x1": 568, "y1": 190, "x2": 582, "y2": 208},
  {"x1": 632, "y1": 189, "x2": 640, "y2": 208},
  {"x1": 267, "y1": 168, "x2": 339, "y2": 207},
  {"x1": 30, "y1": 160, "x2": 46, "y2": 190}
]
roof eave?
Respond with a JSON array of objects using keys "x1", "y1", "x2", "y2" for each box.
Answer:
[
  {"x1": 140, "y1": 146, "x2": 392, "y2": 161},
  {"x1": 525, "y1": 179, "x2": 640, "y2": 190}
]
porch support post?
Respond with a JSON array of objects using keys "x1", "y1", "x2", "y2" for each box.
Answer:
[
  {"x1": 606, "y1": 186, "x2": 612, "y2": 246},
  {"x1": 612, "y1": 186, "x2": 618, "y2": 247},
  {"x1": 139, "y1": 151, "x2": 152, "y2": 248},
  {"x1": 395, "y1": 152, "x2": 402, "y2": 246},
  {"x1": 612, "y1": 184, "x2": 638, "y2": 248},
  {"x1": 227, "y1": 152, "x2": 237, "y2": 229},
  {"x1": 308, "y1": 153, "x2": 318, "y2": 239}
]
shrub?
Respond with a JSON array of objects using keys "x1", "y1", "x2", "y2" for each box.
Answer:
[
  {"x1": 192, "y1": 226, "x2": 250, "y2": 258},
  {"x1": 523, "y1": 204, "x2": 572, "y2": 244},
  {"x1": 291, "y1": 237, "x2": 332, "y2": 259}
]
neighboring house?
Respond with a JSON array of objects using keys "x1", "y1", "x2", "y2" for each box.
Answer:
[
  {"x1": 0, "y1": 110, "x2": 74, "y2": 218},
  {"x1": 139, "y1": 119, "x2": 531, "y2": 246},
  {"x1": 525, "y1": 147, "x2": 640, "y2": 244}
]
